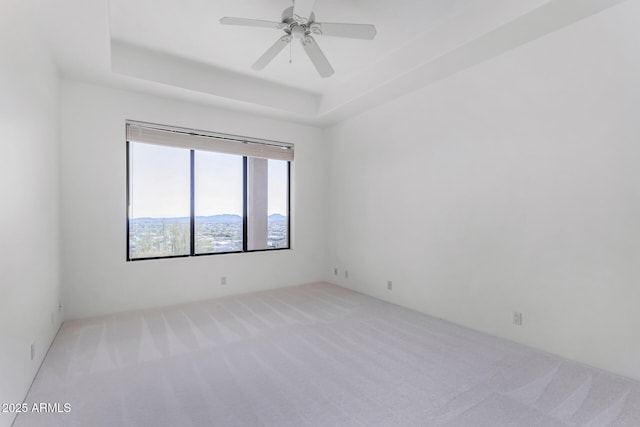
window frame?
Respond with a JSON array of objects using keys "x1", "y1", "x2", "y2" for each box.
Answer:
[{"x1": 126, "y1": 125, "x2": 292, "y2": 262}]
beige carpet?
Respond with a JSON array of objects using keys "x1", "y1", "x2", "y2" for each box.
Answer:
[{"x1": 15, "y1": 282, "x2": 640, "y2": 426}]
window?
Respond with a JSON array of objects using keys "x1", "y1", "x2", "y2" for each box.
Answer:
[
  {"x1": 126, "y1": 121, "x2": 292, "y2": 261},
  {"x1": 194, "y1": 151, "x2": 244, "y2": 254}
]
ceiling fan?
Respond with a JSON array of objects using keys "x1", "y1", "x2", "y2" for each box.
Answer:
[{"x1": 220, "y1": 0, "x2": 377, "y2": 78}]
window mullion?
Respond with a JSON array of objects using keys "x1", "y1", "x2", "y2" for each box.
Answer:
[
  {"x1": 287, "y1": 160, "x2": 291, "y2": 250},
  {"x1": 190, "y1": 150, "x2": 195, "y2": 256},
  {"x1": 243, "y1": 156, "x2": 248, "y2": 252},
  {"x1": 126, "y1": 141, "x2": 131, "y2": 261}
]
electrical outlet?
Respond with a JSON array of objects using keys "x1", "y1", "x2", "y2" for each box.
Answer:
[
  {"x1": 387, "y1": 281, "x2": 393, "y2": 290},
  {"x1": 333, "y1": 267, "x2": 338, "y2": 276},
  {"x1": 30, "y1": 343, "x2": 35, "y2": 361},
  {"x1": 220, "y1": 276, "x2": 227, "y2": 286},
  {"x1": 513, "y1": 311, "x2": 523, "y2": 326},
  {"x1": 344, "y1": 270, "x2": 349, "y2": 279}
]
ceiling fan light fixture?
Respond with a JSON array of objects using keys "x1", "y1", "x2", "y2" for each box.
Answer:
[
  {"x1": 291, "y1": 25, "x2": 307, "y2": 39},
  {"x1": 309, "y1": 24, "x2": 322, "y2": 35}
]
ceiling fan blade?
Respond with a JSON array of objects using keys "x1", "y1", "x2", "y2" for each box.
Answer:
[
  {"x1": 292, "y1": 0, "x2": 317, "y2": 22},
  {"x1": 252, "y1": 35, "x2": 292, "y2": 70},
  {"x1": 313, "y1": 22, "x2": 377, "y2": 39},
  {"x1": 301, "y1": 35, "x2": 334, "y2": 78},
  {"x1": 220, "y1": 17, "x2": 286, "y2": 29}
]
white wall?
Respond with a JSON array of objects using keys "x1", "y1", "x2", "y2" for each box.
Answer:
[
  {"x1": 326, "y1": 1, "x2": 640, "y2": 381},
  {"x1": 0, "y1": 2, "x2": 62, "y2": 427},
  {"x1": 60, "y1": 81, "x2": 328, "y2": 320}
]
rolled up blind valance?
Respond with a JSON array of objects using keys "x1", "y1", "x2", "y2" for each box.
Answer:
[{"x1": 126, "y1": 121, "x2": 294, "y2": 161}]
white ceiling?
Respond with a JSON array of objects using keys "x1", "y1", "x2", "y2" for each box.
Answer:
[
  {"x1": 109, "y1": 0, "x2": 470, "y2": 94},
  {"x1": 32, "y1": 0, "x2": 628, "y2": 126}
]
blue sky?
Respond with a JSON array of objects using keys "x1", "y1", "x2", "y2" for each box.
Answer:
[{"x1": 129, "y1": 142, "x2": 288, "y2": 218}]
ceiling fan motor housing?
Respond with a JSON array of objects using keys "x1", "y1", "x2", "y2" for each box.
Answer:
[{"x1": 282, "y1": 6, "x2": 314, "y2": 25}]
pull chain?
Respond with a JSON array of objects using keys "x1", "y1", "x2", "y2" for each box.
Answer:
[{"x1": 289, "y1": 40, "x2": 293, "y2": 64}]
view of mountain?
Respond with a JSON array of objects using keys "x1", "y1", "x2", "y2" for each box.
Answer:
[
  {"x1": 131, "y1": 213, "x2": 286, "y2": 223},
  {"x1": 267, "y1": 213, "x2": 287, "y2": 222}
]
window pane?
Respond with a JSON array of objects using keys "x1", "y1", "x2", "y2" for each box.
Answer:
[
  {"x1": 268, "y1": 159, "x2": 289, "y2": 249},
  {"x1": 194, "y1": 151, "x2": 244, "y2": 254},
  {"x1": 128, "y1": 142, "x2": 190, "y2": 259}
]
